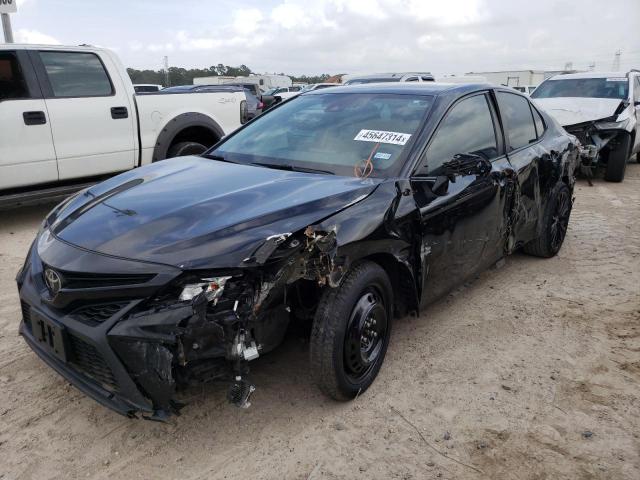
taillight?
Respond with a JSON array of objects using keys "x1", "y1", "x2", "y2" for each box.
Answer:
[{"x1": 240, "y1": 100, "x2": 249, "y2": 124}]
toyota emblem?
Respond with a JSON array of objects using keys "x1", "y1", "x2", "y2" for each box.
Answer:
[{"x1": 44, "y1": 268, "x2": 62, "y2": 296}]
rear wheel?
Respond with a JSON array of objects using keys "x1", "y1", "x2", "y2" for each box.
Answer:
[
  {"x1": 166, "y1": 141, "x2": 208, "y2": 158},
  {"x1": 310, "y1": 261, "x2": 393, "y2": 400},
  {"x1": 523, "y1": 183, "x2": 572, "y2": 258},
  {"x1": 604, "y1": 133, "x2": 631, "y2": 182}
]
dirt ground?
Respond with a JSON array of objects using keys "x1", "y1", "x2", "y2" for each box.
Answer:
[{"x1": 0, "y1": 165, "x2": 639, "y2": 480}]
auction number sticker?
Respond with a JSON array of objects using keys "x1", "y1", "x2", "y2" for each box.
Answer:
[{"x1": 354, "y1": 129, "x2": 412, "y2": 145}]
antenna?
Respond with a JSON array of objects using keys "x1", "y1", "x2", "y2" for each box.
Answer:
[
  {"x1": 563, "y1": 62, "x2": 573, "y2": 72},
  {"x1": 611, "y1": 50, "x2": 621, "y2": 71}
]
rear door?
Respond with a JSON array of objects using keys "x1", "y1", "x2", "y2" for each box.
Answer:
[
  {"x1": 31, "y1": 49, "x2": 136, "y2": 180},
  {"x1": 0, "y1": 49, "x2": 58, "y2": 190},
  {"x1": 412, "y1": 92, "x2": 513, "y2": 305},
  {"x1": 633, "y1": 76, "x2": 640, "y2": 154},
  {"x1": 495, "y1": 90, "x2": 544, "y2": 247}
]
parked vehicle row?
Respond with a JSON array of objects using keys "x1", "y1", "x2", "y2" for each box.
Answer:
[{"x1": 16, "y1": 81, "x2": 579, "y2": 419}]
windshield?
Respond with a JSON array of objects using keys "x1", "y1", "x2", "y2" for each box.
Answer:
[
  {"x1": 210, "y1": 93, "x2": 433, "y2": 178},
  {"x1": 531, "y1": 77, "x2": 629, "y2": 100}
]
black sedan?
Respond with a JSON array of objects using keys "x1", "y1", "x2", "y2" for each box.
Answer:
[{"x1": 16, "y1": 83, "x2": 579, "y2": 419}]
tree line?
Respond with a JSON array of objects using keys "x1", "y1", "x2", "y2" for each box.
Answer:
[{"x1": 127, "y1": 64, "x2": 334, "y2": 87}]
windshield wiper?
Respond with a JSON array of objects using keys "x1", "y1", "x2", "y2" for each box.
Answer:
[
  {"x1": 250, "y1": 162, "x2": 334, "y2": 175},
  {"x1": 201, "y1": 153, "x2": 236, "y2": 163}
]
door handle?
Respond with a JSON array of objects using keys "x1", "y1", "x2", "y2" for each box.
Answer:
[
  {"x1": 23, "y1": 111, "x2": 46, "y2": 126},
  {"x1": 110, "y1": 106, "x2": 128, "y2": 119}
]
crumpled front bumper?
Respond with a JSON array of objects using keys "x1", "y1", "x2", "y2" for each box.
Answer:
[{"x1": 16, "y1": 232, "x2": 189, "y2": 419}]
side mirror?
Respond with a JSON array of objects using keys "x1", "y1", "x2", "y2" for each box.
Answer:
[{"x1": 442, "y1": 153, "x2": 492, "y2": 177}]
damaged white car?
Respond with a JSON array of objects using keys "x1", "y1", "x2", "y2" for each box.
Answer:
[{"x1": 532, "y1": 71, "x2": 640, "y2": 182}]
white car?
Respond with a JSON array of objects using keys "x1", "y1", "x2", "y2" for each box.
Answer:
[
  {"x1": 263, "y1": 85, "x2": 303, "y2": 100},
  {"x1": 343, "y1": 72, "x2": 435, "y2": 85},
  {"x1": 0, "y1": 45, "x2": 247, "y2": 205},
  {"x1": 532, "y1": 71, "x2": 640, "y2": 182},
  {"x1": 299, "y1": 83, "x2": 339, "y2": 93}
]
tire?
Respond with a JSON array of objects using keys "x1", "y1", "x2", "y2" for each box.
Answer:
[
  {"x1": 166, "y1": 141, "x2": 208, "y2": 158},
  {"x1": 310, "y1": 261, "x2": 393, "y2": 401},
  {"x1": 604, "y1": 133, "x2": 631, "y2": 182},
  {"x1": 523, "y1": 182, "x2": 572, "y2": 258}
]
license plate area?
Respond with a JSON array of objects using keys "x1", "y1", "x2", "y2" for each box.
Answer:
[{"x1": 31, "y1": 310, "x2": 68, "y2": 362}]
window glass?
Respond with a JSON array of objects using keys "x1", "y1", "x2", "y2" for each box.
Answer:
[
  {"x1": 424, "y1": 94, "x2": 497, "y2": 174},
  {"x1": 39, "y1": 51, "x2": 113, "y2": 97},
  {"x1": 0, "y1": 52, "x2": 29, "y2": 100},
  {"x1": 213, "y1": 93, "x2": 433, "y2": 178},
  {"x1": 405, "y1": 77, "x2": 419, "y2": 82},
  {"x1": 532, "y1": 106, "x2": 546, "y2": 138},
  {"x1": 531, "y1": 77, "x2": 628, "y2": 100},
  {"x1": 634, "y1": 77, "x2": 640, "y2": 103},
  {"x1": 497, "y1": 92, "x2": 537, "y2": 150}
]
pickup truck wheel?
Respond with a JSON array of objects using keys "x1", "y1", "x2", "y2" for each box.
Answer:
[
  {"x1": 604, "y1": 133, "x2": 631, "y2": 182},
  {"x1": 523, "y1": 183, "x2": 572, "y2": 258},
  {"x1": 310, "y1": 261, "x2": 392, "y2": 401},
  {"x1": 166, "y1": 141, "x2": 208, "y2": 158}
]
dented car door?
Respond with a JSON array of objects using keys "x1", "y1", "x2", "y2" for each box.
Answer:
[{"x1": 411, "y1": 92, "x2": 512, "y2": 305}]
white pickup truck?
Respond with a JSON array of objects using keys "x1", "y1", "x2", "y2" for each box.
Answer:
[{"x1": 0, "y1": 45, "x2": 248, "y2": 206}]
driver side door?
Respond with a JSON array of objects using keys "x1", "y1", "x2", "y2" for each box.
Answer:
[{"x1": 412, "y1": 91, "x2": 514, "y2": 305}]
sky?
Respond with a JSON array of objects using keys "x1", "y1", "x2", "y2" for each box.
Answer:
[{"x1": 7, "y1": 0, "x2": 640, "y2": 75}]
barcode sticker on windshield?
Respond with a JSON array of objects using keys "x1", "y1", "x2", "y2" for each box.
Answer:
[
  {"x1": 354, "y1": 129, "x2": 412, "y2": 145},
  {"x1": 606, "y1": 77, "x2": 626, "y2": 82}
]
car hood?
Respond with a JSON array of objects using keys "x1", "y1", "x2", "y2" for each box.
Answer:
[
  {"x1": 50, "y1": 157, "x2": 381, "y2": 269},
  {"x1": 533, "y1": 97, "x2": 623, "y2": 126}
]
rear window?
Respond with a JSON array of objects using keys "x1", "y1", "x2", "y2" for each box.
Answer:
[
  {"x1": 39, "y1": 51, "x2": 113, "y2": 98},
  {"x1": 531, "y1": 77, "x2": 629, "y2": 100},
  {"x1": 212, "y1": 93, "x2": 433, "y2": 178}
]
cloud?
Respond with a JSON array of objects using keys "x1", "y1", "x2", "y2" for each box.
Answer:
[
  {"x1": 14, "y1": 29, "x2": 60, "y2": 44},
  {"x1": 110, "y1": 0, "x2": 639, "y2": 74}
]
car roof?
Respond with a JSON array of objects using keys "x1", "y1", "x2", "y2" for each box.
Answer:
[
  {"x1": 547, "y1": 72, "x2": 630, "y2": 80},
  {"x1": 305, "y1": 82, "x2": 494, "y2": 97}
]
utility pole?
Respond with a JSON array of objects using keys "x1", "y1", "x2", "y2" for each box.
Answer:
[
  {"x1": 0, "y1": 0, "x2": 17, "y2": 43},
  {"x1": 611, "y1": 50, "x2": 621, "y2": 71},
  {"x1": 163, "y1": 56, "x2": 169, "y2": 87}
]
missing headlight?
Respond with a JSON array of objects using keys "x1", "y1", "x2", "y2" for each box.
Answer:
[{"x1": 179, "y1": 276, "x2": 232, "y2": 304}]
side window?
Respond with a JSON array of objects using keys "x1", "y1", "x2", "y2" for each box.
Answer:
[
  {"x1": 531, "y1": 105, "x2": 546, "y2": 138},
  {"x1": 405, "y1": 77, "x2": 419, "y2": 82},
  {"x1": 424, "y1": 94, "x2": 498, "y2": 174},
  {"x1": 497, "y1": 92, "x2": 537, "y2": 150},
  {"x1": 421, "y1": 76, "x2": 434, "y2": 82},
  {"x1": 634, "y1": 77, "x2": 640, "y2": 103},
  {"x1": 39, "y1": 51, "x2": 113, "y2": 98},
  {"x1": 290, "y1": 86, "x2": 301, "y2": 92},
  {"x1": 0, "y1": 51, "x2": 29, "y2": 100}
]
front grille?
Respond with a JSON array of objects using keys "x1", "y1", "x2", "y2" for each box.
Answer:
[
  {"x1": 71, "y1": 303, "x2": 127, "y2": 327},
  {"x1": 43, "y1": 265, "x2": 155, "y2": 289},
  {"x1": 21, "y1": 300, "x2": 32, "y2": 331},
  {"x1": 68, "y1": 334, "x2": 118, "y2": 391}
]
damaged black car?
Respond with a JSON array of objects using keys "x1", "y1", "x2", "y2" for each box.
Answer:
[{"x1": 17, "y1": 83, "x2": 579, "y2": 419}]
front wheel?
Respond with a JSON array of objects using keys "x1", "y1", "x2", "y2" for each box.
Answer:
[
  {"x1": 310, "y1": 261, "x2": 393, "y2": 401},
  {"x1": 604, "y1": 133, "x2": 631, "y2": 182},
  {"x1": 523, "y1": 183, "x2": 572, "y2": 258}
]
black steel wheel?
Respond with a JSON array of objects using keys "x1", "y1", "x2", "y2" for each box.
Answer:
[
  {"x1": 310, "y1": 261, "x2": 393, "y2": 400},
  {"x1": 343, "y1": 288, "x2": 388, "y2": 383},
  {"x1": 523, "y1": 182, "x2": 572, "y2": 258}
]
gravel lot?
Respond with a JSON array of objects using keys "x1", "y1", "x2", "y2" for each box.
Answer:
[{"x1": 0, "y1": 165, "x2": 639, "y2": 480}]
